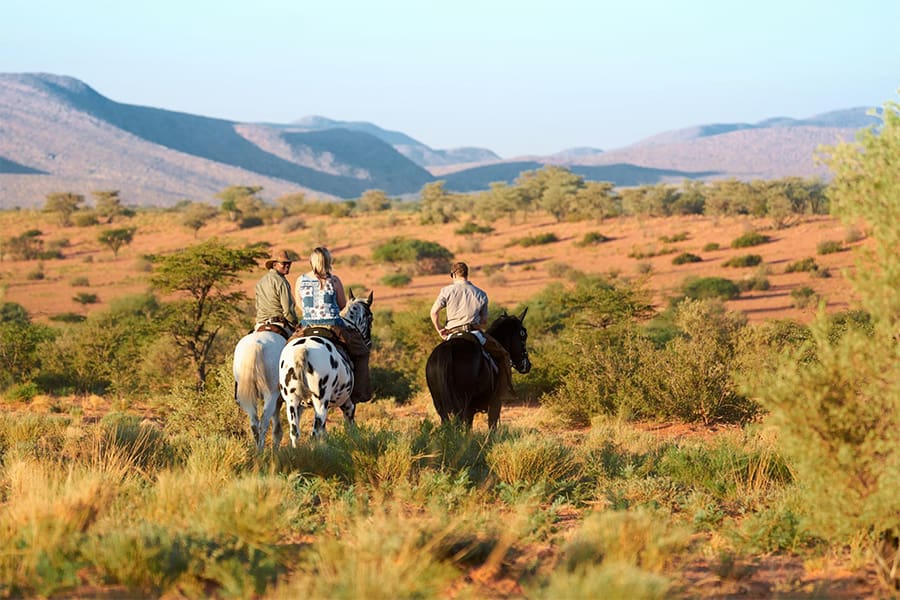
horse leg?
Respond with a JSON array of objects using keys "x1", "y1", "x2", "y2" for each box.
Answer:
[
  {"x1": 311, "y1": 397, "x2": 328, "y2": 438},
  {"x1": 271, "y1": 396, "x2": 284, "y2": 448},
  {"x1": 487, "y1": 398, "x2": 501, "y2": 430},
  {"x1": 287, "y1": 401, "x2": 303, "y2": 448},
  {"x1": 339, "y1": 400, "x2": 357, "y2": 430},
  {"x1": 259, "y1": 391, "x2": 280, "y2": 450}
]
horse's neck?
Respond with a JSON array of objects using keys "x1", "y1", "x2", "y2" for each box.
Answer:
[{"x1": 342, "y1": 302, "x2": 368, "y2": 336}]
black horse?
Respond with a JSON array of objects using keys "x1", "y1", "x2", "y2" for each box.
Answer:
[{"x1": 425, "y1": 308, "x2": 531, "y2": 429}]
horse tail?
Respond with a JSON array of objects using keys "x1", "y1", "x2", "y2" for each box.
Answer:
[
  {"x1": 236, "y1": 340, "x2": 263, "y2": 406},
  {"x1": 283, "y1": 342, "x2": 312, "y2": 401},
  {"x1": 426, "y1": 343, "x2": 467, "y2": 422}
]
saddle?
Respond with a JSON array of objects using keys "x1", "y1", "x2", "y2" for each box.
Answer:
[
  {"x1": 446, "y1": 330, "x2": 497, "y2": 375},
  {"x1": 290, "y1": 326, "x2": 353, "y2": 363},
  {"x1": 254, "y1": 319, "x2": 295, "y2": 341}
]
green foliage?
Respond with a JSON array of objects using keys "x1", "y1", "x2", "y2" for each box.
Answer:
[
  {"x1": 42, "y1": 192, "x2": 85, "y2": 226},
  {"x1": 722, "y1": 254, "x2": 763, "y2": 268},
  {"x1": 671, "y1": 252, "x2": 701, "y2": 265},
  {"x1": 702, "y1": 242, "x2": 720, "y2": 252},
  {"x1": 816, "y1": 239, "x2": 844, "y2": 255},
  {"x1": 179, "y1": 202, "x2": 218, "y2": 237},
  {"x1": 790, "y1": 286, "x2": 817, "y2": 308},
  {"x1": 753, "y1": 98, "x2": 900, "y2": 588},
  {"x1": 72, "y1": 292, "x2": 99, "y2": 305},
  {"x1": 454, "y1": 221, "x2": 494, "y2": 235},
  {"x1": 681, "y1": 277, "x2": 740, "y2": 301},
  {"x1": 39, "y1": 294, "x2": 163, "y2": 395},
  {"x1": 2, "y1": 229, "x2": 44, "y2": 260},
  {"x1": 730, "y1": 232, "x2": 770, "y2": 248},
  {"x1": 91, "y1": 190, "x2": 134, "y2": 223},
  {"x1": 511, "y1": 232, "x2": 559, "y2": 247},
  {"x1": 98, "y1": 227, "x2": 137, "y2": 257},
  {"x1": 238, "y1": 215, "x2": 264, "y2": 229},
  {"x1": 659, "y1": 231, "x2": 689, "y2": 243},
  {"x1": 379, "y1": 272, "x2": 411, "y2": 288},
  {"x1": 784, "y1": 257, "x2": 818, "y2": 273},
  {"x1": 575, "y1": 231, "x2": 611, "y2": 247},
  {"x1": 371, "y1": 237, "x2": 453, "y2": 275},
  {"x1": 0, "y1": 303, "x2": 55, "y2": 390}
]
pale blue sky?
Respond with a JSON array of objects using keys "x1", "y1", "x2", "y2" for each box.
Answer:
[{"x1": 2, "y1": 0, "x2": 898, "y2": 157}]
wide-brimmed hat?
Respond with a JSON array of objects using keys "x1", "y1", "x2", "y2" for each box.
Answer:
[{"x1": 265, "y1": 249, "x2": 295, "y2": 269}]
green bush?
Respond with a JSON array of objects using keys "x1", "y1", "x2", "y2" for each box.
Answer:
[
  {"x1": 672, "y1": 252, "x2": 701, "y2": 265},
  {"x1": 784, "y1": 257, "x2": 818, "y2": 273},
  {"x1": 454, "y1": 222, "x2": 494, "y2": 235},
  {"x1": 380, "y1": 272, "x2": 412, "y2": 288},
  {"x1": 681, "y1": 277, "x2": 740, "y2": 301},
  {"x1": 238, "y1": 216, "x2": 264, "y2": 229},
  {"x1": 575, "y1": 231, "x2": 611, "y2": 247},
  {"x1": 730, "y1": 232, "x2": 770, "y2": 248},
  {"x1": 816, "y1": 239, "x2": 844, "y2": 255},
  {"x1": 702, "y1": 242, "x2": 720, "y2": 251},
  {"x1": 790, "y1": 286, "x2": 817, "y2": 308},
  {"x1": 512, "y1": 232, "x2": 559, "y2": 247},
  {"x1": 659, "y1": 231, "x2": 689, "y2": 243},
  {"x1": 372, "y1": 237, "x2": 453, "y2": 275},
  {"x1": 723, "y1": 254, "x2": 763, "y2": 268}
]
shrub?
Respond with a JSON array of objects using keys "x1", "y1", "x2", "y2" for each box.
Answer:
[
  {"x1": 681, "y1": 277, "x2": 740, "y2": 301},
  {"x1": 784, "y1": 257, "x2": 818, "y2": 273},
  {"x1": 70, "y1": 276, "x2": 90, "y2": 287},
  {"x1": 737, "y1": 267, "x2": 771, "y2": 292},
  {"x1": 575, "y1": 231, "x2": 611, "y2": 247},
  {"x1": 629, "y1": 245, "x2": 675, "y2": 259},
  {"x1": 723, "y1": 254, "x2": 763, "y2": 268},
  {"x1": 279, "y1": 215, "x2": 305, "y2": 233},
  {"x1": 372, "y1": 237, "x2": 453, "y2": 275},
  {"x1": 659, "y1": 231, "x2": 689, "y2": 243},
  {"x1": 454, "y1": 222, "x2": 494, "y2": 235},
  {"x1": 816, "y1": 239, "x2": 844, "y2": 255},
  {"x1": 730, "y1": 232, "x2": 770, "y2": 248},
  {"x1": 238, "y1": 216, "x2": 264, "y2": 229},
  {"x1": 73, "y1": 292, "x2": 99, "y2": 305},
  {"x1": 790, "y1": 286, "x2": 817, "y2": 308},
  {"x1": 702, "y1": 242, "x2": 721, "y2": 251},
  {"x1": 672, "y1": 252, "x2": 701, "y2": 265},
  {"x1": 380, "y1": 272, "x2": 411, "y2": 288},
  {"x1": 512, "y1": 232, "x2": 559, "y2": 247}
]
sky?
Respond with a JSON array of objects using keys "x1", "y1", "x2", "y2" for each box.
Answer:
[{"x1": 2, "y1": 0, "x2": 899, "y2": 158}]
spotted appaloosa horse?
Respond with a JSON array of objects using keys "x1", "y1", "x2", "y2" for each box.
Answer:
[
  {"x1": 233, "y1": 326, "x2": 292, "y2": 452},
  {"x1": 279, "y1": 290, "x2": 374, "y2": 444},
  {"x1": 426, "y1": 308, "x2": 531, "y2": 429}
]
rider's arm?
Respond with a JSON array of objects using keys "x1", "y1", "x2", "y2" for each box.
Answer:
[
  {"x1": 332, "y1": 275, "x2": 347, "y2": 309},
  {"x1": 430, "y1": 301, "x2": 447, "y2": 337}
]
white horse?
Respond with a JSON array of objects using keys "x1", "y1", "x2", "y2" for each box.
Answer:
[
  {"x1": 233, "y1": 325, "x2": 292, "y2": 452},
  {"x1": 279, "y1": 290, "x2": 374, "y2": 444}
]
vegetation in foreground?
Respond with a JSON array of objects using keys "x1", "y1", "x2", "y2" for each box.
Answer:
[{"x1": 0, "y1": 99, "x2": 899, "y2": 598}]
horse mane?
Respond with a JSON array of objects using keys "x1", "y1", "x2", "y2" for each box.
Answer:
[{"x1": 487, "y1": 313, "x2": 519, "y2": 338}]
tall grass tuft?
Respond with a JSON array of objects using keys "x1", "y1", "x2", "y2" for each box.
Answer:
[{"x1": 487, "y1": 432, "x2": 581, "y2": 491}]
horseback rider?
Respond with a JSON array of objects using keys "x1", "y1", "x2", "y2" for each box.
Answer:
[
  {"x1": 430, "y1": 261, "x2": 515, "y2": 402},
  {"x1": 295, "y1": 247, "x2": 372, "y2": 404},
  {"x1": 255, "y1": 249, "x2": 299, "y2": 335}
]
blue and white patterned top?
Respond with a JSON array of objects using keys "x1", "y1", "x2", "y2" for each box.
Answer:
[{"x1": 297, "y1": 273, "x2": 345, "y2": 327}]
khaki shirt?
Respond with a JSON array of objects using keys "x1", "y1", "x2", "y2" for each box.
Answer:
[
  {"x1": 255, "y1": 269, "x2": 298, "y2": 325},
  {"x1": 432, "y1": 279, "x2": 488, "y2": 329}
]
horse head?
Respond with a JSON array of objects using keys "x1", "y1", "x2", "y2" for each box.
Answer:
[
  {"x1": 489, "y1": 307, "x2": 531, "y2": 374},
  {"x1": 343, "y1": 289, "x2": 375, "y2": 347}
]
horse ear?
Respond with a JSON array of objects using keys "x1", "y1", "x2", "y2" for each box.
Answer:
[
  {"x1": 348, "y1": 287, "x2": 356, "y2": 301},
  {"x1": 366, "y1": 290, "x2": 374, "y2": 306},
  {"x1": 517, "y1": 307, "x2": 528, "y2": 322}
]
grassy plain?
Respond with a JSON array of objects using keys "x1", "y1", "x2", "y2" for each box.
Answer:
[{"x1": 0, "y1": 207, "x2": 882, "y2": 598}]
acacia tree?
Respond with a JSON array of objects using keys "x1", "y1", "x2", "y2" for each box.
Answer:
[
  {"x1": 180, "y1": 202, "x2": 219, "y2": 237},
  {"x1": 92, "y1": 190, "x2": 134, "y2": 223},
  {"x1": 149, "y1": 238, "x2": 267, "y2": 389},
  {"x1": 98, "y1": 227, "x2": 137, "y2": 257},
  {"x1": 43, "y1": 192, "x2": 85, "y2": 226}
]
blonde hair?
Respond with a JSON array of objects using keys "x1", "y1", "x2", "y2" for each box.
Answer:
[{"x1": 309, "y1": 247, "x2": 333, "y2": 288}]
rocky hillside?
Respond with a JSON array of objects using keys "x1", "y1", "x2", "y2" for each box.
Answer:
[{"x1": 0, "y1": 73, "x2": 880, "y2": 208}]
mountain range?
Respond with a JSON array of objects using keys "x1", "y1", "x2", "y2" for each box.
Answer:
[{"x1": 0, "y1": 73, "x2": 880, "y2": 208}]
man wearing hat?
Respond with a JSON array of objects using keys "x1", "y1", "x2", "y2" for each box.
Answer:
[{"x1": 255, "y1": 249, "x2": 299, "y2": 331}]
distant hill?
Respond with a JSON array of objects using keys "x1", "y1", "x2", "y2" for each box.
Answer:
[
  {"x1": 289, "y1": 115, "x2": 501, "y2": 167},
  {"x1": 0, "y1": 73, "x2": 882, "y2": 208}
]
